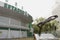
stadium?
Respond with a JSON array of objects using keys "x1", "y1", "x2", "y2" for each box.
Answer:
[{"x1": 0, "y1": 1, "x2": 33, "y2": 38}]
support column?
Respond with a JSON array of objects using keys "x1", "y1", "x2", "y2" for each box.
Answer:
[
  {"x1": 8, "y1": 18, "x2": 11, "y2": 38},
  {"x1": 8, "y1": 28, "x2": 11, "y2": 38},
  {"x1": 19, "y1": 30, "x2": 22, "y2": 38}
]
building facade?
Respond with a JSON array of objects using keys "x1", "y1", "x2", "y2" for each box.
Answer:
[{"x1": 0, "y1": 0, "x2": 33, "y2": 38}]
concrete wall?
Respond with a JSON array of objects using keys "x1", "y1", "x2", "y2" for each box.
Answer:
[
  {"x1": 0, "y1": 1, "x2": 4, "y2": 7},
  {"x1": 10, "y1": 30, "x2": 20, "y2": 38},
  {"x1": 0, "y1": 30, "x2": 8, "y2": 38},
  {"x1": 0, "y1": 16, "x2": 28, "y2": 38},
  {"x1": 0, "y1": 16, "x2": 29, "y2": 29},
  {"x1": 0, "y1": 29, "x2": 27, "y2": 38},
  {"x1": 0, "y1": 1, "x2": 32, "y2": 38}
]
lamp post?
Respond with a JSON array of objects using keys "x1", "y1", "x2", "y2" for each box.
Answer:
[{"x1": 37, "y1": 15, "x2": 58, "y2": 36}]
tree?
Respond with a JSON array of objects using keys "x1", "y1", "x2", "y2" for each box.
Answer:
[
  {"x1": 32, "y1": 17, "x2": 45, "y2": 33},
  {"x1": 32, "y1": 17, "x2": 59, "y2": 34}
]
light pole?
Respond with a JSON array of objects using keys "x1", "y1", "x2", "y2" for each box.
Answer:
[{"x1": 37, "y1": 15, "x2": 58, "y2": 36}]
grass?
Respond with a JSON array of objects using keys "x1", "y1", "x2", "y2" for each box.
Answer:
[{"x1": 12, "y1": 37, "x2": 34, "y2": 40}]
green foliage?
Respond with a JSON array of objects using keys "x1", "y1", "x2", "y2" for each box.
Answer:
[
  {"x1": 32, "y1": 17, "x2": 59, "y2": 33},
  {"x1": 35, "y1": 17, "x2": 45, "y2": 24},
  {"x1": 32, "y1": 24, "x2": 39, "y2": 33}
]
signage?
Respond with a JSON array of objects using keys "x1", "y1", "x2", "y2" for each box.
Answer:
[
  {"x1": 3, "y1": 3, "x2": 31, "y2": 18},
  {"x1": 4, "y1": 3, "x2": 24, "y2": 14}
]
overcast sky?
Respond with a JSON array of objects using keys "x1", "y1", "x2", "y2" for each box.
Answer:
[
  {"x1": 0, "y1": 0, "x2": 56, "y2": 20},
  {"x1": 19, "y1": 0, "x2": 56, "y2": 20}
]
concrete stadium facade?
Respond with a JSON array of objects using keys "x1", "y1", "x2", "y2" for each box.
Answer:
[{"x1": 0, "y1": 1, "x2": 33, "y2": 38}]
